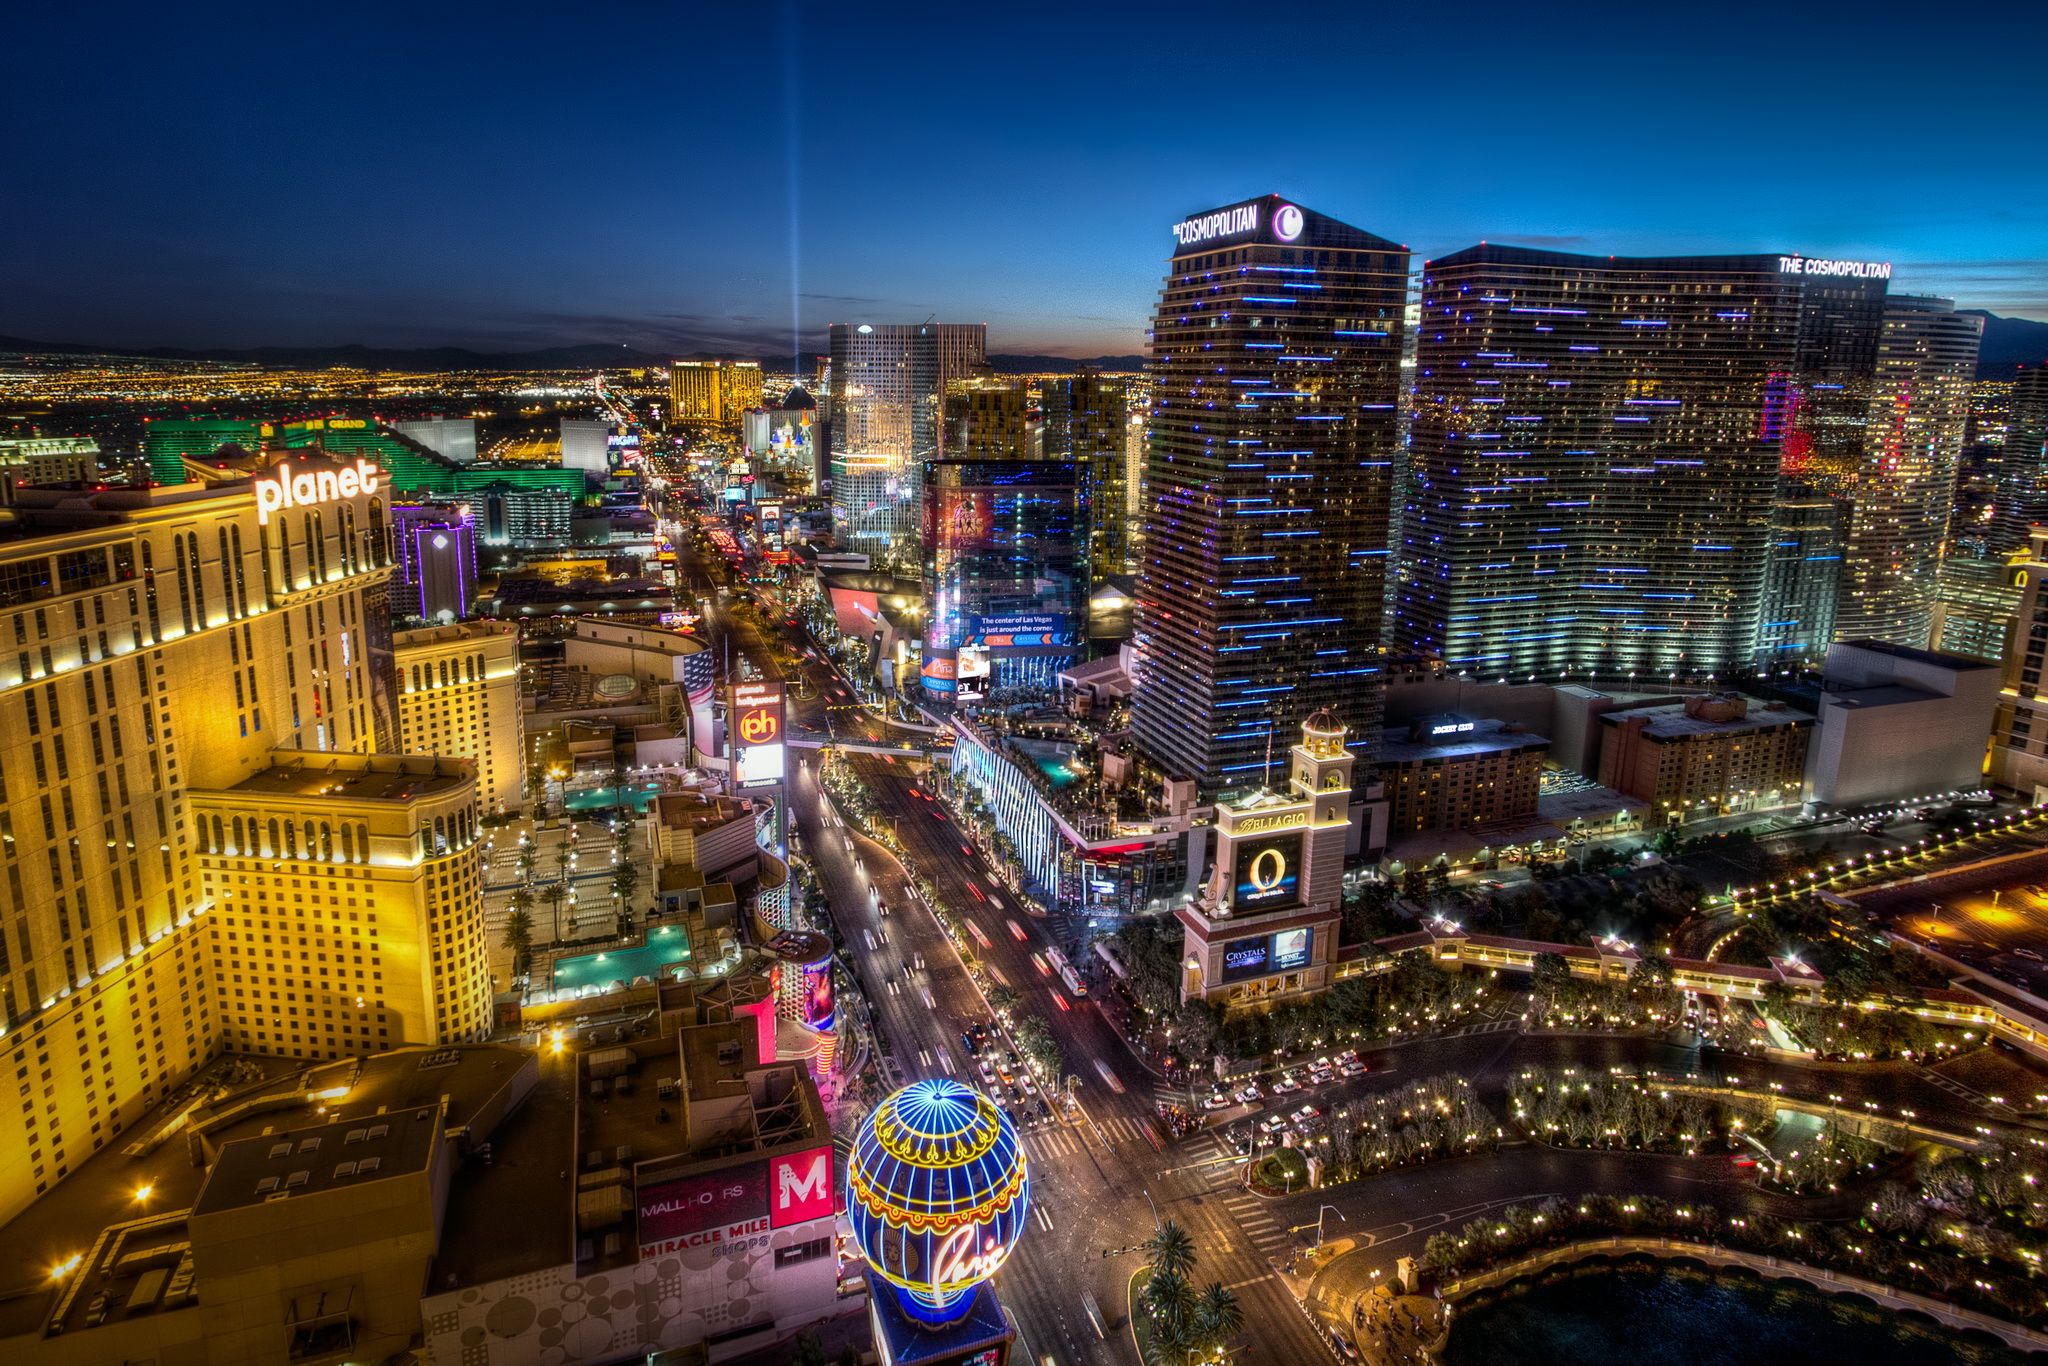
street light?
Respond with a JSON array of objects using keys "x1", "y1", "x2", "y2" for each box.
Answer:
[{"x1": 1317, "y1": 1203, "x2": 1346, "y2": 1249}]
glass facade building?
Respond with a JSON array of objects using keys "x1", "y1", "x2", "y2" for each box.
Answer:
[
  {"x1": 1834, "y1": 296, "x2": 1981, "y2": 646},
  {"x1": 1132, "y1": 196, "x2": 1409, "y2": 791},
  {"x1": 827, "y1": 322, "x2": 987, "y2": 552},
  {"x1": 1393, "y1": 246, "x2": 1890, "y2": 679},
  {"x1": 920, "y1": 459, "x2": 1087, "y2": 698},
  {"x1": 1042, "y1": 371, "x2": 1132, "y2": 581}
]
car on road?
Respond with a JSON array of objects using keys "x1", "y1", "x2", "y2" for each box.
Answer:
[
  {"x1": 1008, "y1": 919, "x2": 1028, "y2": 942},
  {"x1": 1229, "y1": 1129, "x2": 1254, "y2": 1156},
  {"x1": 1093, "y1": 1059, "x2": 1127, "y2": 1094},
  {"x1": 1271, "y1": 1073, "x2": 1303, "y2": 1096},
  {"x1": 1234, "y1": 1083, "x2": 1264, "y2": 1104},
  {"x1": 1339, "y1": 1057, "x2": 1367, "y2": 1077},
  {"x1": 1259, "y1": 1112, "x2": 1290, "y2": 1134},
  {"x1": 978, "y1": 1060, "x2": 997, "y2": 1085},
  {"x1": 1203, "y1": 1090, "x2": 1233, "y2": 1110},
  {"x1": 1032, "y1": 953, "x2": 1052, "y2": 977},
  {"x1": 2018, "y1": 948, "x2": 2044, "y2": 962},
  {"x1": 961, "y1": 842, "x2": 974, "y2": 856},
  {"x1": 1291, "y1": 1104, "x2": 1324, "y2": 1127}
]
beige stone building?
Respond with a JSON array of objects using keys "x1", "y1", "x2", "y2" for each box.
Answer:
[
  {"x1": 1597, "y1": 693, "x2": 1813, "y2": 825},
  {"x1": 0, "y1": 460, "x2": 487, "y2": 1225},
  {"x1": 190, "y1": 751, "x2": 492, "y2": 1054},
  {"x1": 394, "y1": 620, "x2": 525, "y2": 812}
]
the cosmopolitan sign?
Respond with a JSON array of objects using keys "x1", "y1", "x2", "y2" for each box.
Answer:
[
  {"x1": 253, "y1": 458, "x2": 382, "y2": 526},
  {"x1": 1778, "y1": 256, "x2": 1892, "y2": 280},
  {"x1": 1172, "y1": 198, "x2": 1305, "y2": 250}
]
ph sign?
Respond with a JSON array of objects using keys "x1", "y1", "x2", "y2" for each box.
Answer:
[{"x1": 254, "y1": 458, "x2": 382, "y2": 525}]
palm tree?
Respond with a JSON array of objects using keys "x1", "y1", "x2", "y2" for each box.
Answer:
[
  {"x1": 1191, "y1": 1282, "x2": 1242, "y2": 1354},
  {"x1": 501, "y1": 909, "x2": 534, "y2": 976},
  {"x1": 1142, "y1": 1267, "x2": 1196, "y2": 1361},
  {"x1": 1142, "y1": 1219, "x2": 1196, "y2": 1281}
]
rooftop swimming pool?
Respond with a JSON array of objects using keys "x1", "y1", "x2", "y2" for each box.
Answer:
[
  {"x1": 564, "y1": 781, "x2": 664, "y2": 813},
  {"x1": 548, "y1": 924, "x2": 691, "y2": 997}
]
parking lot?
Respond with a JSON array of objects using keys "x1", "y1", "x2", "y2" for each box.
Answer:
[{"x1": 1198, "y1": 1050, "x2": 1370, "y2": 1157}]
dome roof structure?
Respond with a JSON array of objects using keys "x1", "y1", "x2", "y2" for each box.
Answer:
[{"x1": 844, "y1": 1078, "x2": 1030, "y2": 1321}]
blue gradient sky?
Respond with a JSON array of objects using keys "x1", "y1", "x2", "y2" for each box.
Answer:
[{"x1": 5, "y1": 0, "x2": 2044, "y2": 359}]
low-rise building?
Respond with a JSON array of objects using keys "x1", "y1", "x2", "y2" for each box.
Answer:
[
  {"x1": 1376, "y1": 716, "x2": 1548, "y2": 834},
  {"x1": 1810, "y1": 639, "x2": 1999, "y2": 807},
  {"x1": 1177, "y1": 713, "x2": 1354, "y2": 1011},
  {"x1": 1597, "y1": 693, "x2": 1813, "y2": 825}
]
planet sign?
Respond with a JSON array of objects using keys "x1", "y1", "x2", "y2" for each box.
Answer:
[{"x1": 845, "y1": 1078, "x2": 1029, "y2": 1323}]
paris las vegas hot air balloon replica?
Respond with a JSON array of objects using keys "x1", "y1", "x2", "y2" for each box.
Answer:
[{"x1": 845, "y1": 1078, "x2": 1028, "y2": 1363}]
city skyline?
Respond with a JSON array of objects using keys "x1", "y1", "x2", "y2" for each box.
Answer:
[{"x1": 6, "y1": 2, "x2": 2047, "y2": 358}]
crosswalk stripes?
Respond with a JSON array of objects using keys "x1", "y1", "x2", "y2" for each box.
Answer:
[
  {"x1": 1217, "y1": 1191, "x2": 1293, "y2": 1252},
  {"x1": 1921, "y1": 1069, "x2": 2013, "y2": 1112}
]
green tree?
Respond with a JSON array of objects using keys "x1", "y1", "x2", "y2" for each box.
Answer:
[
  {"x1": 502, "y1": 908, "x2": 534, "y2": 975},
  {"x1": 1190, "y1": 1282, "x2": 1243, "y2": 1355},
  {"x1": 1141, "y1": 1220, "x2": 1196, "y2": 1280},
  {"x1": 1530, "y1": 951, "x2": 1574, "y2": 1005},
  {"x1": 986, "y1": 983, "x2": 1020, "y2": 1018}
]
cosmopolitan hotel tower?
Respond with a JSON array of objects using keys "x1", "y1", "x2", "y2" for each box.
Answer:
[
  {"x1": 1133, "y1": 195, "x2": 1409, "y2": 792},
  {"x1": 0, "y1": 457, "x2": 491, "y2": 1224},
  {"x1": 1393, "y1": 248, "x2": 1899, "y2": 678}
]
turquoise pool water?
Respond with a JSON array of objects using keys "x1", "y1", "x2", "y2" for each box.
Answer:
[
  {"x1": 1010, "y1": 738, "x2": 1081, "y2": 790},
  {"x1": 549, "y1": 925, "x2": 690, "y2": 995},
  {"x1": 564, "y1": 781, "x2": 664, "y2": 813}
]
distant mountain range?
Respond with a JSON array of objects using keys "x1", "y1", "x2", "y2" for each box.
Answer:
[
  {"x1": 0, "y1": 335, "x2": 1148, "y2": 376},
  {"x1": 1965, "y1": 312, "x2": 2048, "y2": 377},
  {"x1": 4, "y1": 316, "x2": 2038, "y2": 378}
]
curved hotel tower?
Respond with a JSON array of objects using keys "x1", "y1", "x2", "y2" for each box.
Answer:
[{"x1": 1132, "y1": 196, "x2": 1409, "y2": 792}]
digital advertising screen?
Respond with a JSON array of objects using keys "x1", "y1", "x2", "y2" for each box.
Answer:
[
  {"x1": 1231, "y1": 832, "x2": 1303, "y2": 912},
  {"x1": 1272, "y1": 926, "x2": 1313, "y2": 973},
  {"x1": 1218, "y1": 933, "x2": 1274, "y2": 984},
  {"x1": 800, "y1": 956, "x2": 835, "y2": 1031},
  {"x1": 637, "y1": 1162, "x2": 768, "y2": 1258},
  {"x1": 733, "y1": 682, "x2": 786, "y2": 788}
]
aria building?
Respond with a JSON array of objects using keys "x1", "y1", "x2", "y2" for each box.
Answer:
[
  {"x1": 0, "y1": 461, "x2": 493, "y2": 1225},
  {"x1": 1133, "y1": 196, "x2": 1409, "y2": 792},
  {"x1": 1834, "y1": 296, "x2": 1982, "y2": 646},
  {"x1": 1934, "y1": 365, "x2": 2048, "y2": 658},
  {"x1": 826, "y1": 322, "x2": 987, "y2": 553},
  {"x1": 1392, "y1": 247, "x2": 1892, "y2": 679}
]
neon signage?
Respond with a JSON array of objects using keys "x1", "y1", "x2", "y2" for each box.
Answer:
[
  {"x1": 1777, "y1": 256, "x2": 1891, "y2": 280},
  {"x1": 845, "y1": 1079, "x2": 1029, "y2": 1323},
  {"x1": 253, "y1": 458, "x2": 382, "y2": 525}
]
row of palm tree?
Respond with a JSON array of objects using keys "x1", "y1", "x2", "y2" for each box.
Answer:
[{"x1": 1139, "y1": 1220, "x2": 1242, "y2": 1364}]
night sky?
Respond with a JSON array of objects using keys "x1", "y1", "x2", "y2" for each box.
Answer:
[{"x1": 6, "y1": 0, "x2": 2045, "y2": 360}]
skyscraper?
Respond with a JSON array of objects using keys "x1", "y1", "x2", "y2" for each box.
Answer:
[
  {"x1": 826, "y1": 322, "x2": 987, "y2": 553},
  {"x1": 1393, "y1": 247, "x2": 1890, "y2": 679},
  {"x1": 668, "y1": 359, "x2": 764, "y2": 430},
  {"x1": 1833, "y1": 296, "x2": 1981, "y2": 645},
  {"x1": 1132, "y1": 196, "x2": 1408, "y2": 791},
  {"x1": 1933, "y1": 366, "x2": 2047, "y2": 658},
  {"x1": 1042, "y1": 371, "x2": 1131, "y2": 581},
  {"x1": 0, "y1": 464, "x2": 492, "y2": 1224},
  {"x1": 921, "y1": 459, "x2": 1087, "y2": 700},
  {"x1": 942, "y1": 377, "x2": 1031, "y2": 461}
]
